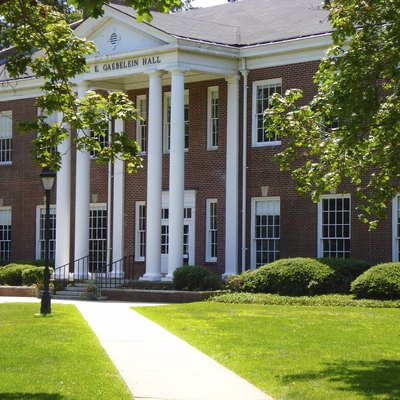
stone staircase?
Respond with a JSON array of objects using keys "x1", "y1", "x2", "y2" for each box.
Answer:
[
  {"x1": 53, "y1": 283, "x2": 108, "y2": 301},
  {"x1": 53, "y1": 282, "x2": 87, "y2": 300}
]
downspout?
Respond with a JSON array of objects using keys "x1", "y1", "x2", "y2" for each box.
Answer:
[
  {"x1": 106, "y1": 117, "x2": 113, "y2": 269},
  {"x1": 240, "y1": 60, "x2": 249, "y2": 273}
]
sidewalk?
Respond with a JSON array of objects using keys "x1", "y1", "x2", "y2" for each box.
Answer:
[{"x1": 0, "y1": 297, "x2": 273, "y2": 400}]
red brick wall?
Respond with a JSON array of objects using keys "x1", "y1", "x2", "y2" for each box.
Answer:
[{"x1": 0, "y1": 61, "x2": 395, "y2": 273}]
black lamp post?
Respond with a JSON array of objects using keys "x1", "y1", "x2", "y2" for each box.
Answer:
[{"x1": 40, "y1": 167, "x2": 56, "y2": 315}]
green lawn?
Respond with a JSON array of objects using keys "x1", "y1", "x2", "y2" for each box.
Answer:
[
  {"x1": 0, "y1": 303, "x2": 133, "y2": 400},
  {"x1": 135, "y1": 302, "x2": 400, "y2": 400}
]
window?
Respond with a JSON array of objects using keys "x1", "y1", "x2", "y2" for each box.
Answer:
[
  {"x1": 206, "y1": 199, "x2": 217, "y2": 262},
  {"x1": 207, "y1": 87, "x2": 219, "y2": 150},
  {"x1": 318, "y1": 195, "x2": 351, "y2": 258},
  {"x1": 164, "y1": 91, "x2": 189, "y2": 152},
  {"x1": 135, "y1": 202, "x2": 146, "y2": 261},
  {"x1": 136, "y1": 95, "x2": 147, "y2": 153},
  {"x1": 251, "y1": 198, "x2": 280, "y2": 268},
  {"x1": 37, "y1": 206, "x2": 57, "y2": 261},
  {"x1": 392, "y1": 195, "x2": 400, "y2": 261},
  {"x1": 134, "y1": 201, "x2": 194, "y2": 262},
  {"x1": 252, "y1": 79, "x2": 282, "y2": 146},
  {"x1": 90, "y1": 118, "x2": 108, "y2": 158},
  {"x1": 89, "y1": 204, "x2": 107, "y2": 272},
  {"x1": 0, "y1": 207, "x2": 11, "y2": 261},
  {"x1": 38, "y1": 110, "x2": 59, "y2": 156},
  {"x1": 0, "y1": 111, "x2": 12, "y2": 164}
]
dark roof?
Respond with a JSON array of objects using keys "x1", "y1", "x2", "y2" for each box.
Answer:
[{"x1": 111, "y1": 0, "x2": 331, "y2": 46}]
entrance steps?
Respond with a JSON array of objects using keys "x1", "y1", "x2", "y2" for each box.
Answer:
[{"x1": 53, "y1": 282, "x2": 108, "y2": 301}]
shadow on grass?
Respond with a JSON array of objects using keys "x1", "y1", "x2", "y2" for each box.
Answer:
[
  {"x1": 282, "y1": 359, "x2": 400, "y2": 398},
  {"x1": 0, "y1": 394, "x2": 63, "y2": 399}
]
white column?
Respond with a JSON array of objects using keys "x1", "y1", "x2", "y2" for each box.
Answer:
[
  {"x1": 55, "y1": 112, "x2": 71, "y2": 278},
  {"x1": 224, "y1": 75, "x2": 240, "y2": 276},
  {"x1": 112, "y1": 118, "x2": 125, "y2": 277},
  {"x1": 142, "y1": 71, "x2": 163, "y2": 280},
  {"x1": 166, "y1": 69, "x2": 185, "y2": 280},
  {"x1": 74, "y1": 82, "x2": 90, "y2": 278}
]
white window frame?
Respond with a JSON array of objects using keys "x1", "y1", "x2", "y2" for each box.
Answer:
[
  {"x1": 90, "y1": 116, "x2": 109, "y2": 159},
  {"x1": 0, "y1": 206, "x2": 11, "y2": 261},
  {"x1": 36, "y1": 205, "x2": 57, "y2": 261},
  {"x1": 207, "y1": 86, "x2": 219, "y2": 150},
  {"x1": 317, "y1": 194, "x2": 351, "y2": 258},
  {"x1": 136, "y1": 95, "x2": 147, "y2": 154},
  {"x1": 163, "y1": 90, "x2": 189, "y2": 153},
  {"x1": 135, "y1": 201, "x2": 146, "y2": 262},
  {"x1": 205, "y1": 199, "x2": 217, "y2": 262},
  {"x1": 0, "y1": 111, "x2": 12, "y2": 164},
  {"x1": 250, "y1": 197, "x2": 280, "y2": 269},
  {"x1": 252, "y1": 78, "x2": 282, "y2": 147},
  {"x1": 89, "y1": 203, "x2": 107, "y2": 272},
  {"x1": 392, "y1": 195, "x2": 400, "y2": 261}
]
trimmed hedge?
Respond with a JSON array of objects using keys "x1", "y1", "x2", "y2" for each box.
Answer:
[
  {"x1": 239, "y1": 258, "x2": 336, "y2": 296},
  {"x1": 22, "y1": 267, "x2": 48, "y2": 286},
  {"x1": 319, "y1": 258, "x2": 371, "y2": 293},
  {"x1": 351, "y1": 262, "x2": 400, "y2": 300},
  {"x1": 173, "y1": 265, "x2": 221, "y2": 291},
  {"x1": 0, "y1": 264, "x2": 37, "y2": 286},
  {"x1": 225, "y1": 257, "x2": 372, "y2": 295}
]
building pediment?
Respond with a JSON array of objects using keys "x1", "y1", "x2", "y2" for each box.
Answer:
[{"x1": 74, "y1": 5, "x2": 174, "y2": 57}]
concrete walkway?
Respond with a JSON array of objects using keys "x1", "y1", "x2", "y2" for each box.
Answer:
[{"x1": 0, "y1": 297, "x2": 273, "y2": 400}]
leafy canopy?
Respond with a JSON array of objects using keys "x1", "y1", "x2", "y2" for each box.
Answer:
[
  {"x1": 264, "y1": 0, "x2": 400, "y2": 228},
  {"x1": 0, "y1": 0, "x2": 184, "y2": 172}
]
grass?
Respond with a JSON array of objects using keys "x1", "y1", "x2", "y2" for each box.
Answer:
[
  {"x1": 135, "y1": 302, "x2": 400, "y2": 400},
  {"x1": 0, "y1": 303, "x2": 133, "y2": 400}
]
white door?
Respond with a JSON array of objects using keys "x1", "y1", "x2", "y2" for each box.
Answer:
[{"x1": 160, "y1": 207, "x2": 194, "y2": 273}]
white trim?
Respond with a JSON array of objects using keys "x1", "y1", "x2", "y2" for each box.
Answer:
[
  {"x1": 392, "y1": 196, "x2": 399, "y2": 261},
  {"x1": 135, "y1": 201, "x2": 146, "y2": 262},
  {"x1": 250, "y1": 197, "x2": 280, "y2": 269},
  {"x1": 136, "y1": 94, "x2": 147, "y2": 154},
  {"x1": 251, "y1": 78, "x2": 282, "y2": 147},
  {"x1": 0, "y1": 110, "x2": 12, "y2": 165},
  {"x1": 163, "y1": 90, "x2": 189, "y2": 153},
  {"x1": 207, "y1": 86, "x2": 219, "y2": 150},
  {"x1": 0, "y1": 206, "x2": 11, "y2": 261},
  {"x1": 205, "y1": 199, "x2": 217, "y2": 262},
  {"x1": 35, "y1": 204, "x2": 57, "y2": 261},
  {"x1": 317, "y1": 194, "x2": 351, "y2": 258}
]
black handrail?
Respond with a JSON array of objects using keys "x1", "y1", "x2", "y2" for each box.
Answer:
[{"x1": 53, "y1": 255, "x2": 134, "y2": 294}]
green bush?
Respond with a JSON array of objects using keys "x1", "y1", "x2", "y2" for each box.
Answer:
[
  {"x1": 173, "y1": 265, "x2": 221, "y2": 291},
  {"x1": 351, "y1": 262, "x2": 400, "y2": 300},
  {"x1": 238, "y1": 258, "x2": 336, "y2": 296},
  {"x1": 319, "y1": 258, "x2": 371, "y2": 293},
  {"x1": 0, "y1": 264, "x2": 38, "y2": 286},
  {"x1": 22, "y1": 266, "x2": 52, "y2": 286}
]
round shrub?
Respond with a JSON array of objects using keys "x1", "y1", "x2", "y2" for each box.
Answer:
[
  {"x1": 241, "y1": 258, "x2": 336, "y2": 296},
  {"x1": 0, "y1": 264, "x2": 37, "y2": 286},
  {"x1": 22, "y1": 266, "x2": 52, "y2": 286},
  {"x1": 351, "y1": 262, "x2": 400, "y2": 300},
  {"x1": 319, "y1": 258, "x2": 371, "y2": 293},
  {"x1": 173, "y1": 265, "x2": 221, "y2": 291},
  {"x1": 224, "y1": 274, "x2": 245, "y2": 292}
]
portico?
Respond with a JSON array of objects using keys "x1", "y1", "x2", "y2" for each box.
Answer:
[{"x1": 53, "y1": 3, "x2": 240, "y2": 280}]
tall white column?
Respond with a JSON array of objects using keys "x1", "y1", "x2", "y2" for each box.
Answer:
[
  {"x1": 166, "y1": 69, "x2": 185, "y2": 280},
  {"x1": 74, "y1": 82, "x2": 90, "y2": 278},
  {"x1": 224, "y1": 75, "x2": 240, "y2": 276},
  {"x1": 55, "y1": 112, "x2": 71, "y2": 278},
  {"x1": 142, "y1": 71, "x2": 163, "y2": 280},
  {"x1": 112, "y1": 119, "x2": 125, "y2": 277}
]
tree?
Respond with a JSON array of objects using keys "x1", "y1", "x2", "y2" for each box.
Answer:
[
  {"x1": 0, "y1": 0, "x2": 184, "y2": 172},
  {"x1": 265, "y1": 0, "x2": 400, "y2": 228}
]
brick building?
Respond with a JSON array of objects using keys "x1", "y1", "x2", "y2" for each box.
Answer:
[{"x1": 0, "y1": 0, "x2": 396, "y2": 281}]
